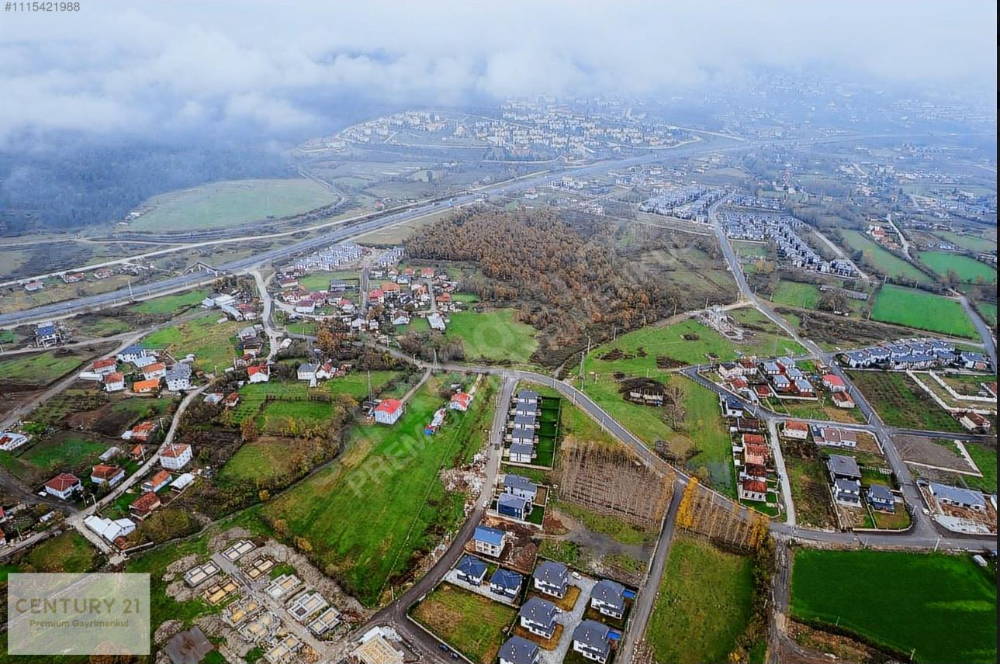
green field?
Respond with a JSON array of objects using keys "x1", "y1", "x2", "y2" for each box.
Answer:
[
  {"x1": 142, "y1": 312, "x2": 241, "y2": 372},
  {"x1": 871, "y1": 286, "x2": 977, "y2": 338},
  {"x1": 919, "y1": 252, "x2": 997, "y2": 284},
  {"x1": 964, "y1": 443, "x2": 997, "y2": 493},
  {"x1": 130, "y1": 179, "x2": 338, "y2": 231},
  {"x1": 978, "y1": 303, "x2": 996, "y2": 327},
  {"x1": 0, "y1": 351, "x2": 85, "y2": 385},
  {"x1": 261, "y1": 376, "x2": 496, "y2": 607},
  {"x1": 646, "y1": 535, "x2": 754, "y2": 664},
  {"x1": 841, "y1": 230, "x2": 930, "y2": 283},
  {"x1": 933, "y1": 231, "x2": 996, "y2": 253},
  {"x1": 444, "y1": 309, "x2": 539, "y2": 363},
  {"x1": 770, "y1": 280, "x2": 821, "y2": 309},
  {"x1": 847, "y1": 371, "x2": 964, "y2": 433},
  {"x1": 791, "y1": 549, "x2": 996, "y2": 664},
  {"x1": 585, "y1": 309, "x2": 804, "y2": 374},
  {"x1": 783, "y1": 456, "x2": 836, "y2": 528},
  {"x1": 411, "y1": 583, "x2": 517, "y2": 663},
  {"x1": 22, "y1": 532, "x2": 98, "y2": 573},
  {"x1": 132, "y1": 289, "x2": 210, "y2": 315}
]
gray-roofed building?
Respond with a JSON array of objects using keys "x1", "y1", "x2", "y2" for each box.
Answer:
[
  {"x1": 498, "y1": 493, "x2": 532, "y2": 521},
  {"x1": 509, "y1": 442, "x2": 535, "y2": 464},
  {"x1": 866, "y1": 485, "x2": 895, "y2": 512},
  {"x1": 928, "y1": 482, "x2": 987, "y2": 511},
  {"x1": 827, "y1": 454, "x2": 861, "y2": 481},
  {"x1": 499, "y1": 635, "x2": 540, "y2": 664},
  {"x1": 503, "y1": 474, "x2": 538, "y2": 502},
  {"x1": 833, "y1": 478, "x2": 861, "y2": 506},
  {"x1": 518, "y1": 597, "x2": 559, "y2": 638},
  {"x1": 533, "y1": 560, "x2": 569, "y2": 598},
  {"x1": 590, "y1": 579, "x2": 626, "y2": 619},
  {"x1": 571, "y1": 620, "x2": 612, "y2": 663},
  {"x1": 511, "y1": 414, "x2": 537, "y2": 430}
]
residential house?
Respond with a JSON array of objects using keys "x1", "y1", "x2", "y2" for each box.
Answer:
[
  {"x1": 142, "y1": 363, "x2": 167, "y2": 381},
  {"x1": 160, "y1": 443, "x2": 193, "y2": 470},
  {"x1": 92, "y1": 358, "x2": 118, "y2": 376},
  {"x1": 509, "y1": 442, "x2": 535, "y2": 464},
  {"x1": 827, "y1": 454, "x2": 862, "y2": 506},
  {"x1": 959, "y1": 412, "x2": 990, "y2": 433},
  {"x1": 84, "y1": 515, "x2": 136, "y2": 543},
  {"x1": 518, "y1": 597, "x2": 559, "y2": 639},
  {"x1": 165, "y1": 365, "x2": 193, "y2": 391},
  {"x1": 297, "y1": 363, "x2": 318, "y2": 382},
  {"x1": 721, "y1": 398, "x2": 744, "y2": 419},
  {"x1": 739, "y1": 478, "x2": 768, "y2": 502},
  {"x1": 0, "y1": 432, "x2": 29, "y2": 452},
  {"x1": 821, "y1": 374, "x2": 847, "y2": 392},
  {"x1": 44, "y1": 473, "x2": 82, "y2": 500},
  {"x1": 510, "y1": 428, "x2": 536, "y2": 447},
  {"x1": 34, "y1": 323, "x2": 60, "y2": 347},
  {"x1": 498, "y1": 636, "x2": 539, "y2": 664},
  {"x1": 831, "y1": 391, "x2": 856, "y2": 409},
  {"x1": 590, "y1": 579, "x2": 627, "y2": 619},
  {"x1": 142, "y1": 469, "x2": 172, "y2": 493},
  {"x1": 91, "y1": 465, "x2": 125, "y2": 486},
  {"x1": 533, "y1": 561, "x2": 569, "y2": 599},
  {"x1": 782, "y1": 421, "x2": 809, "y2": 440},
  {"x1": 247, "y1": 365, "x2": 270, "y2": 383},
  {"x1": 473, "y1": 525, "x2": 507, "y2": 558},
  {"x1": 866, "y1": 485, "x2": 895, "y2": 512},
  {"x1": 374, "y1": 399, "x2": 404, "y2": 425},
  {"x1": 497, "y1": 493, "x2": 532, "y2": 521},
  {"x1": 515, "y1": 390, "x2": 539, "y2": 406},
  {"x1": 928, "y1": 483, "x2": 986, "y2": 511},
  {"x1": 449, "y1": 392, "x2": 473, "y2": 411},
  {"x1": 503, "y1": 474, "x2": 538, "y2": 503},
  {"x1": 456, "y1": 555, "x2": 488, "y2": 586},
  {"x1": 129, "y1": 492, "x2": 161, "y2": 520},
  {"x1": 103, "y1": 372, "x2": 126, "y2": 392},
  {"x1": 811, "y1": 426, "x2": 858, "y2": 448},
  {"x1": 571, "y1": 620, "x2": 612, "y2": 664},
  {"x1": 490, "y1": 568, "x2": 523, "y2": 600},
  {"x1": 132, "y1": 379, "x2": 160, "y2": 394}
]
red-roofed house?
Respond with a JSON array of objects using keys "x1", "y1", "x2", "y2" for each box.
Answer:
[
  {"x1": 142, "y1": 469, "x2": 172, "y2": 493},
  {"x1": 92, "y1": 357, "x2": 118, "y2": 375},
  {"x1": 374, "y1": 399, "x2": 404, "y2": 425},
  {"x1": 104, "y1": 372, "x2": 125, "y2": 392},
  {"x1": 130, "y1": 492, "x2": 161, "y2": 520},
  {"x1": 247, "y1": 364, "x2": 270, "y2": 383},
  {"x1": 821, "y1": 374, "x2": 846, "y2": 392},
  {"x1": 160, "y1": 443, "x2": 193, "y2": 470},
  {"x1": 45, "y1": 473, "x2": 82, "y2": 500},
  {"x1": 449, "y1": 392, "x2": 473, "y2": 412},
  {"x1": 91, "y1": 465, "x2": 126, "y2": 486},
  {"x1": 781, "y1": 420, "x2": 810, "y2": 440},
  {"x1": 739, "y1": 478, "x2": 768, "y2": 502},
  {"x1": 142, "y1": 363, "x2": 167, "y2": 380}
]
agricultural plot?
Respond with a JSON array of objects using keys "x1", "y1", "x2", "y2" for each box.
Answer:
[
  {"x1": 847, "y1": 371, "x2": 965, "y2": 433},
  {"x1": 782, "y1": 455, "x2": 837, "y2": 529},
  {"x1": 964, "y1": 443, "x2": 997, "y2": 494},
  {"x1": 130, "y1": 289, "x2": 210, "y2": 315},
  {"x1": 977, "y1": 303, "x2": 996, "y2": 328},
  {"x1": 261, "y1": 376, "x2": 497, "y2": 607},
  {"x1": 645, "y1": 535, "x2": 754, "y2": 664},
  {"x1": 129, "y1": 179, "x2": 338, "y2": 231},
  {"x1": 932, "y1": 231, "x2": 996, "y2": 253},
  {"x1": 840, "y1": 230, "x2": 930, "y2": 283},
  {"x1": 21, "y1": 531, "x2": 98, "y2": 574},
  {"x1": 444, "y1": 309, "x2": 539, "y2": 364},
  {"x1": 791, "y1": 549, "x2": 996, "y2": 664},
  {"x1": 0, "y1": 350, "x2": 88, "y2": 386},
  {"x1": 141, "y1": 312, "x2": 242, "y2": 372},
  {"x1": 410, "y1": 583, "x2": 517, "y2": 663},
  {"x1": 585, "y1": 311, "x2": 803, "y2": 375},
  {"x1": 3, "y1": 431, "x2": 119, "y2": 485},
  {"x1": 919, "y1": 252, "x2": 996, "y2": 284},
  {"x1": 770, "y1": 280, "x2": 864, "y2": 315},
  {"x1": 871, "y1": 285, "x2": 976, "y2": 338}
]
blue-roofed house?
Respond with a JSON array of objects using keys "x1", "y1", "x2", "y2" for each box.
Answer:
[
  {"x1": 490, "y1": 568, "x2": 523, "y2": 600},
  {"x1": 498, "y1": 493, "x2": 532, "y2": 521},
  {"x1": 456, "y1": 555, "x2": 488, "y2": 586},
  {"x1": 473, "y1": 525, "x2": 507, "y2": 558}
]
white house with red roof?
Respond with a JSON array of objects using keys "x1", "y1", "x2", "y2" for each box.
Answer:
[
  {"x1": 142, "y1": 362, "x2": 167, "y2": 380},
  {"x1": 92, "y1": 357, "x2": 118, "y2": 376},
  {"x1": 374, "y1": 399, "x2": 404, "y2": 425},
  {"x1": 449, "y1": 392, "x2": 473, "y2": 412},
  {"x1": 103, "y1": 372, "x2": 125, "y2": 392},
  {"x1": 821, "y1": 374, "x2": 847, "y2": 392},
  {"x1": 45, "y1": 473, "x2": 82, "y2": 500},
  {"x1": 247, "y1": 364, "x2": 270, "y2": 383},
  {"x1": 160, "y1": 443, "x2": 193, "y2": 470}
]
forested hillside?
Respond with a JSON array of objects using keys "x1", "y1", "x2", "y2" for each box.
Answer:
[{"x1": 406, "y1": 207, "x2": 677, "y2": 365}]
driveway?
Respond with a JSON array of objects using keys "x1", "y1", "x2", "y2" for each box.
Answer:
[{"x1": 538, "y1": 575, "x2": 596, "y2": 664}]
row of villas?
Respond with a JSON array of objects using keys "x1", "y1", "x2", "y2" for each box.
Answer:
[
  {"x1": 719, "y1": 209, "x2": 858, "y2": 278},
  {"x1": 506, "y1": 390, "x2": 542, "y2": 464},
  {"x1": 718, "y1": 355, "x2": 855, "y2": 408},
  {"x1": 838, "y1": 338, "x2": 990, "y2": 372}
]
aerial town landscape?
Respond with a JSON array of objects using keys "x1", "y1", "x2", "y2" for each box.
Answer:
[{"x1": 0, "y1": 2, "x2": 996, "y2": 664}]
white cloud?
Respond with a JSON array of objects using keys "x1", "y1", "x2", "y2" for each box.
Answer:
[{"x1": 0, "y1": 0, "x2": 994, "y2": 140}]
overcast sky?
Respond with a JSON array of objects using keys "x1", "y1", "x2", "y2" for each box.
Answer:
[{"x1": 1, "y1": 0, "x2": 996, "y2": 141}]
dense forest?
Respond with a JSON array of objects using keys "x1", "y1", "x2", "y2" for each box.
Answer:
[
  {"x1": 0, "y1": 137, "x2": 292, "y2": 233},
  {"x1": 406, "y1": 207, "x2": 677, "y2": 365}
]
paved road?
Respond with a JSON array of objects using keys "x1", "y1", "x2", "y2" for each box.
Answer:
[
  {"x1": 250, "y1": 268, "x2": 283, "y2": 361},
  {"x1": 958, "y1": 294, "x2": 998, "y2": 371}
]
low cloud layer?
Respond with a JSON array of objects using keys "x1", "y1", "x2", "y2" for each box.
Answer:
[{"x1": 1, "y1": 0, "x2": 995, "y2": 141}]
